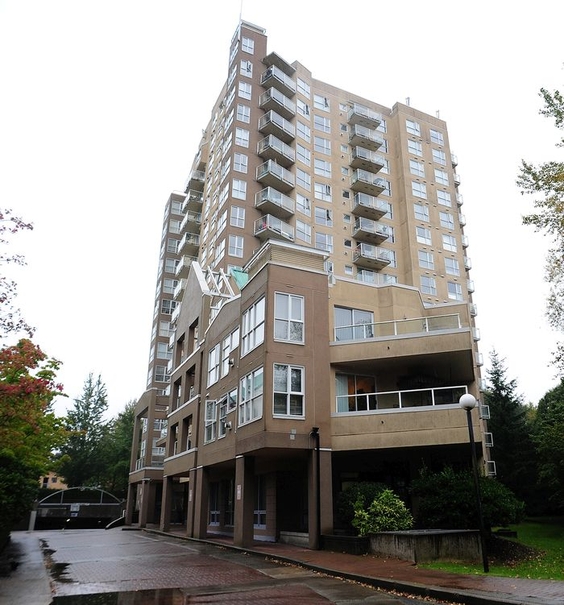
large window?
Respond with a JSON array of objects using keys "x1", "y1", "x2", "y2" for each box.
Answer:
[
  {"x1": 274, "y1": 292, "x2": 304, "y2": 343},
  {"x1": 241, "y1": 297, "x2": 265, "y2": 356},
  {"x1": 314, "y1": 114, "x2": 331, "y2": 132},
  {"x1": 432, "y1": 149, "x2": 447, "y2": 165},
  {"x1": 421, "y1": 275, "x2": 437, "y2": 295},
  {"x1": 418, "y1": 250, "x2": 434, "y2": 270},
  {"x1": 408, "y1": 140, "x2": 423, "y2": 156},
  {"x1": 448, "y1": 281, "x2": 463, "y2": 301},
  {"x1": 442, "y1": 233, "x2": 457, "y2": 252},
  {"x1": 228, "y1": 235, "x2": 244, "y2": 258},
  {"x1": 414, "y1": 202, "x2": 429, "y2": 221},
  {"x1": 406, "y1": 119, "x2": 420, "y2": 136},
  {"x1": 314, "y1": 158, "x2": 331, "y2": 177},
  {"x1": 440, "y1": 211, "x2": 454, "y2": 229},
  {"x1": 230, "y1": 206, "x2": 245, "y2": 227},
  {"x1": 221, "y1": 328, "x2": 240, "y2": 378},
  {"x1": 296, "y1": 220, "x2": 311, "y2": 243},
  {"x1": 416, "y1": 226, "x2": 432, "y2": 245},
  {"x1": 334, "y1": 306, "x2": 374, "y2": 341},
  {"x1": 235, "y1": 128, "x2": 249, "y2": 147},
  {"x1": 435, "y1": 168, "x2": 449, "y2": 186},
  {"x1": 239, "y1": 367, "x2": 263, "y2": 425},
  {"x1": 205, "y1": 399, "x2": 217, "y2": 443},
  {"x1": 236, "y1": 103, "x2": 250, "y2": 123},
  {"x1": 232, "y1": 179, "x2": 247, "y2": 200},
  {"x1": 335, "y1": 374, "x2": 376, "y2": 412},
  {"x1": 430, "y1": 129, "x2": 444, "y2": 145},
  {"x1": 409, "y1": 159, "x2": 425, "y2": 177},
  {"x1": 437, "y1": 190, "x2": 452, "y2": 207},
  {"x1": 412, "y1": 181, "x2": 427, "y2": 199},
  {"x1": 315, "y1": 232, "x2": 333, "y2": 253},
  {"x1": 273, "y1": 364, "x2": 304, "y2": 416},
  {"x1": 315, "y1": 206, "x2": 333, "y2": 226},
  {"x1": 207, "y1": 344, "x2": 220, "y2": 386},
  {"x1": 314, "y1": 182, "x2": 332, "y2": 202},
  {"x1": 314, "y1": 136, "x2": 331, "y2": 155},
  {"x1": 445, "y1": 257, "x2": 460, "y2": 276},
  {"x1": 238, "y1": 81, "x2": 252, "y2": 100}
]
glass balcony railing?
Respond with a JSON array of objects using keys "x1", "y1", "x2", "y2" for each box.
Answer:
[{"x1": 254, "y1": 214, "x2": 294, "y2": 242}]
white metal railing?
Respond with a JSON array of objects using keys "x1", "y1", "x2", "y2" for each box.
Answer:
[
  {"x1": 334, "y1": 313, "x2": 461, "y2": 341},
  {"x1": 336, "y1": 384, "x2": 468, "y2": 413}
]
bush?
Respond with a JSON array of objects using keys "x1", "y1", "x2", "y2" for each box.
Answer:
[
  {"x1": 336, "y1": 482, "x2": 386, "y2": 531},
  {"x1": 411, "y1": 466, "x2": 526, "y2": 530},
  {"x1": 352, "y1": 489, "x2": 414, "y2": 536}
]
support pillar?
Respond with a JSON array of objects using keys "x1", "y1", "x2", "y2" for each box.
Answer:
[
  {"x1": 192, "y1": 466, "x2": 209, "y2": 539},
  {"x1": 186, "y1": 468, "x2": 198, "y2": 537},
  {"x1": 160, "y1": 476, "x2": 173, "y2": 532},
  {"x1": 234, "y1": 455, "x2": 255, "y2": 548},
  {"x1": 139, "y1": 480, "x2": 150, "y2": 528},
  {"x1": 125, "y1": 482, "x2": 136, "y2": 525}
]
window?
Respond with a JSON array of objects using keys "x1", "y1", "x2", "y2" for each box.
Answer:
[
  {"x1": 235, "y1": 127, "x2": 249, "y2": 147},
  {"x1": 164, "y1": 258, "x2": 178, "y2": 274},
  {"x1": 437, "y1": 190, "x2": 452, "y2": 207},
  {"x1": 315, "y1": 206, "x2": 333, "y2": 226},
  {"x1": 313, "y1": 136, "x2": 331, "y2": 155},
  {"x1": 297, "y1": 99, "x2": 310, "y2": 117},
  {"x1": 297, "y1": 121, "x2": 311, "y2": 142},
  {"x1": 296, "y1": 143, "x2": 311, "y2": 166},
  {"x1": 315, "y1": 232, "x2": 333, "y2": 253},
  {"x1": 218, "y1": 395, "x2": 228, "y2": 438},
  {"x1": 408, "y1": 140, "x2": 423, "y2": 156},
  {"x1": 167, "y1": 238, "x2": 179, "y2": 253},
  {"x1": 297, "y1": 168, "x2": 311, "y2": 190},
  {"x1": 237, "y1": 103, "x2": 251, "y2": 123},
  {"x1": 241, "y1": 36, "x2": 254, "y2": 53},
  {"x1": 314, "y1": 158, "x2": 331, "y2": 177},
  {"x1": 314, "y1": 182, "x2": 332, "y2": 201},
  {"x1": 432, "y1": 148, "x2": 447, "y2": 165},
  {"x1": 234, "y1": 152, "x2": 248, "y2": 173},
  {"x1": 413, "y1": 203, "x2": 429, "y2": 222},
  {"x1": 155, "y1": 365, "x2": 169, "y2": 383},
  {"x1": 239, "y1": 367, "x2": 263, "y2": 425},
  {"x1": 274, "y1": 292, "x2": 304, "y2": 343},
  {"x1": 313, "y1": 94, "x2": 330, "y2": 110},
  {"x1": 430, "y1": 129, "x2": 444, "y2": 145},
  {"x1": 412, "y1": 182, "x2": 427, "y2": 200},
  {"x1": 406, "y1": 119, "x2": 420, "y2": 135},
  {"x1": 217, "y1": 209, "x2": 227, "y2": 234},
  {"x1": 334, "y1": 306, "x2": 374, "y2": 341},
  {"x1": 445, "y1": 257, "x2": 460, "y2": 276},
  {"x1": 409, "y1": 159, "x2": 425, "y2": 177},
  {"x1": 228, "y1": 234, "x2": 244, "y2": 258},
  {"x1": 418, "y1": 250, "x2": 434, "y2": 270},
  {"x1": 448, "y1": 281, "x2": 463, "y2": 301},
  {"x1": 416, "y1": 226, "x2": 432, "y2": 245},
  {"x1": 163, "y1": 278, "x2": 177, "y2": 294},
  {"x1": 159, "y1": 321, "x2": 171, "y2": 337},
  {"x1": 240, "y1": 59, "x2": 252, "y2": 77},
  {"x1": 273, "y1": 364, "x2": 304, "y2": 416},
  {"x1": 241, "y1": 297, "x2": 265, "y2": 356},
  {"x1": 442, "y1": 234, "x2": 457, "y2": 252},
  {"x1": 161, "y1": 299, "x2": 176, "y2": 315},
  {"x1": 335, "y1": 374, "x2": 377, "y2": 412},
  {"x1": 421, "y1": 275, "x2": 437, "y2": 296},
  {"x1": 207, "y1": 344, "x2": 220, "y2": 386},
  {"x1": 435, "y1": 168, "x2": 449, "y2": 185},
  {"x1": 440, "y1": 211, "x2": 454, "y2": 229},
  {"x1": 232, "y1": 179, "x2": 247, "y2": 200},
  {"x1": 296, "y1": 193, "x2": 310, "y2": 215},
  {"x1": 230, "y1": 206, "x2": 245, "y2": 227},
  {"x1": 296, "y1": 220, "x2": 311, "y2": 243},
  {"x1": 314, "y1": 114, "x2": 331, "y2": 132},
  {"x1": 221, "y1": 328, "x2": 240, "y2": 377},
  {"x1": 238, "y1": 81, "x2": 252, "y2": 100},
  {"x1": 157, "y1": 342, "x2": 171, "y2": 360},
  {"x1": 297, "y1": 78, "x2": 310, "y2": 97},
  {"x1": 204, "y1": 399, "x2": 217, "y2": 443}
]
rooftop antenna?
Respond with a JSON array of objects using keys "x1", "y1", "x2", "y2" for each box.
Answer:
[{"x1": 239, "y1": 0, "x2": 243, "y2": 23}]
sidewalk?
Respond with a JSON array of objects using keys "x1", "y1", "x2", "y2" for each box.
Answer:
[{"x1": 148, "y1": 527, "x2": 564, "y2": 605}]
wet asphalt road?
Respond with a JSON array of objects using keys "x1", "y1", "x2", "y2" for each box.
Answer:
[{"x1": 34, "y1": 529, "x2": 455, "y2": 604}]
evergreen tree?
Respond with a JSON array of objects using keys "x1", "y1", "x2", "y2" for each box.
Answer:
[
  {"x1": 56, "y1": 374, "x2": 109, "y2": 487},
  {"x1": 484, "y1": 350, "x2": 538, "y2": 509}
]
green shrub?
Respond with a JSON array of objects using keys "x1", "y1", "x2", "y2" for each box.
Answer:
[
  {"x1": 352, "y1": 488, "x2": 414, "y2": 536},
  {"x1": 336, "y1": 482, "x2": 386, "y2": 531},
  {"x1": 411, "y1": 466, "x2": 526, "y2": 530}
]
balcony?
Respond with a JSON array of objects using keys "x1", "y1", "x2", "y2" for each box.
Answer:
[
  {"x1": 180, "y1": 210, "x2": 202, "y2": 234},
  {"x1": 351, "y1": 169, "x2": 386, "y2": 196},
  {"x1": 256, "y1": 160, "x2": 295, "y2": 193},
  {"x1": 260, "y1": 64, "x2": 296, "y2": 97},
  {"x1": 353, "y1": 217, "x2": 390, "y2": 244},
  {"x1": 454, "y1": 173, "x2": 461, "y2": 186},
  {"x1": 461, "y1": 235, "x2": 469, "y2": 248},
  {"x1": 334, "y1": 313, "x2": 461, "y2": 342},
  {"x1": 347, "y1": 103, "x2": 382, "y2": 130},
  {"x1": 350, "y1": 146, "x2": 385, "y2": 172},
  {"x1": 186, "y1": 169, "x2": 205, "y2": 191},
  {"x1": 458, "y1": 213, "x2": 466, "y2": 226},
  {"x1": 351, "y1": 192, "x2": 388, "y2": 220},
  {"x1": 464, "y1": 256, "x2": 472, "y2": 270},
  {"x1": 255, "y1": 187, "x2": 295, "y2": 220},
  {"x1": 258, "y1": 110, "x2": 295, "y2": 143},
  {"x1": 254, "y1": 214, "x2": 294, "y2": 243},
  {"x1": 178, "y1": 232, "x2": 200, "y2": 256},
  {"x1": 257, "y1": 134, "x2": 295, "y2": 168},
  {"x1": 353, "y1": 243, "x2": 391, "y2": 269},
  {"x1": 173, "y1": 279, "x2": 186, "y2": 301},
  {"x1": 182, "y1": 189, "x2": 203, "y2": 212},
  {"x1": 259, "y1": 87, "x2": 295, "y2": 121},
  {"x1": 451, "y1": 153, "x2": 458, "y2": 167},
  {"x1": 348, "y1": 124, "x2": 384, "y2": 151},
  {"x1": 456, "y1": 194, "x2": 464, "y2": 206},
  {"x1": 467, "y1": 279, "x2": 475, "y2": 293},
  {"x1": 175, "y1": 254, "x2": 197, "y2": 278}
]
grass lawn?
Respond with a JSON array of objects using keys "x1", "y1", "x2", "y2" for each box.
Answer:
[{"x1": 419, "y1": 518, "x2": 564, "y2": 580}]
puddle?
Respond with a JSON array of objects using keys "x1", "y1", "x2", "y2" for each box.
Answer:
[{"x1": 52, "y1": 588, "x2": 187, "y2": 604}]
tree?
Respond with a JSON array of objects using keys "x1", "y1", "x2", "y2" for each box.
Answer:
[
  {"x1": 0, "y1": 339, "x2": 66, "y2": 545},
  {"x1": 0, "y1": 209, "x2": 34, "y2": 338},
  {"x1": 517, "y1": 85, "x2": 564, "y2": 372},
  {"x1": 96, "y1": 401, "x2": 135, "y2": 499},
  {"x1": 484, "y1": 350, "x2": 538, "y2": 508},
  {"x1": 533, "y1": 380, "x2": 564, "y2": 512},
  {"x1": 56, "y1": 374, "x2": 109, "y2": 487}
]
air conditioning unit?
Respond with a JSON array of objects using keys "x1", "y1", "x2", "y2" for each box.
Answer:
[
  {"x1": 484, "y1": 432, "x2": 494, "y2": 448},
  {"x1": 485, "y1": 460, "x2": 497, "y2": 477},
  {"x1": 479, "y1": 405, "x2": 490, "y2": 420}
]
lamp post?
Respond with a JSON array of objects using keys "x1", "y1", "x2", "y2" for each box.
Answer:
[{"x1": 459, "y1": 393, "x2": 489, "y2": 573}]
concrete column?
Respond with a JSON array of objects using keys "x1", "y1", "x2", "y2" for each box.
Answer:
[
  {"x1": 319, "y1": 449, "x2": 333, "y2": 536},
  {"x1": 185, "y1": 468, "x2": 198, "y2": 537},
  {"x1": 138, "y1": 480, "x2": 150, "y2": 527},
  {"x1": 160, "y1": 476, "x2": 173, "y2": 532},
  {"x1": 192, "y1": 467, "x2": 209, "y2": 539},
  {"x1": 234, "y1": 455, "x2": 255, "y2": 548},
  {"x1": 125, "y1": 483, "x2": 136, "y2": 525}
]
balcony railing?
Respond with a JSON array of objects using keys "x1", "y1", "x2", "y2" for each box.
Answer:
[
  {"x1": 351, "y1": 169, "x2": 386, "y2": 196},
  {"x1": 350, "y1": 146, "x2": 386, "y2": 172},
  {"x1": 351, "y1": 192, "x2": 389, "y2": 220},
  {"x1": 259, "y1": 87, "x2": 296, "y2": 120},
  {"x1": 255, "y1": 186, "x2": 295, "y2": 219},
  {"x1": 336, "y1": 385, "x2": 468, "y2": 414},
  {"x1": 347, "y1": 103, "x2": 382, "y2": 129},
  {"x1": 254, "y1": 214, "x2": 294, "y2": 242},
  {"x1": 334, "y1": 313, "x2": 461, "y2": 341},
  {"x1": 182, "y1": 189, "x2": 203, "y2": 212},
  {"x1": 256, "y1": 160, "x2": 295, "y2": 193},
  {"x1": 258, "y1": 110, "x2": 295, "y2": 143},
  {"x1": 348, "y1": 124, "x2": 384, "y2": 151},
  {"x1": 352, "y1": 243, "x2": 391, "y2": 269},
  {"x1": 257, "y1": 134, "x2": 295, "y2": 167},
  {"x1": 353, "y1": 217, "x2": 390, "y2": 244},
  {"x1": 260, "y1": 64, "x2": 296, "y2": 97}
]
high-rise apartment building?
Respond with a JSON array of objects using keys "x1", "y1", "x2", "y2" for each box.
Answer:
[{"x1": 126, "y1": 21, "x2": 491, "y2": 548}]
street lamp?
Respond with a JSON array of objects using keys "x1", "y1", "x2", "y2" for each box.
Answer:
[{"x1": 459, "y1": 393, "x2": 489, "y2": 573}]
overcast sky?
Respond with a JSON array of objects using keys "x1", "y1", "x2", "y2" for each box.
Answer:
[{"x1": 1, "y1": 0, "x2": 563, "y2": 418}]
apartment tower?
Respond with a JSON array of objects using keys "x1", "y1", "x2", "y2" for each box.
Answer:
[{"x1": 126, "y1": 21, "x2": 491, "y2": 547}]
